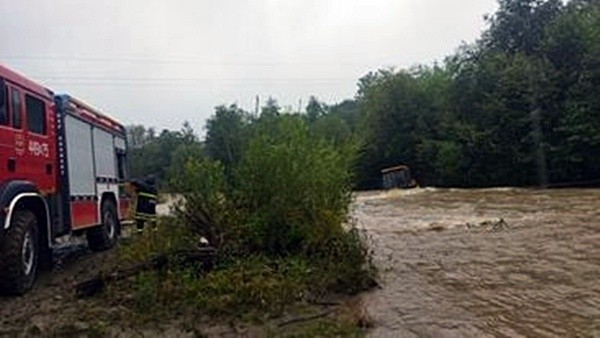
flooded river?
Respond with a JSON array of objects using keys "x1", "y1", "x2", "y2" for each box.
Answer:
[{"x1": 354, "y1": 188, "x2": 600, "y2": 337}]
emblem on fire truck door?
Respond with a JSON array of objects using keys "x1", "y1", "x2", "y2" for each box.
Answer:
[
  {"x1": 28, "y1": 140, "x2": 50, "y2": 158},
  {"x1": 14, "y1": 133, "x2": 25, "y2": 155}
]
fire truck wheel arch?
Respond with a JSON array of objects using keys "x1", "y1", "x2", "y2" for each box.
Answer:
[{"x1": 0, "y1": 180, "x2": 51, "y2": 248}]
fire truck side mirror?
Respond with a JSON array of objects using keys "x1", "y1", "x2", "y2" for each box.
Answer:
[{"x1": 0, "y1": 78, "x2": 6, "y2": 108}]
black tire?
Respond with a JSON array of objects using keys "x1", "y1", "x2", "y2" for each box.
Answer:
[
  {"x1": 0, "y1": 210, "x2": 40, "y2": 295},
  {"x1": 87, "y1": 200, "x2": 120, "y2": 252}
]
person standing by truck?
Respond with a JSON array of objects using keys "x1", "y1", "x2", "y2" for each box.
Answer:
[{"x1": 130, "y1": 175, "x2": 158, "y2": 233}]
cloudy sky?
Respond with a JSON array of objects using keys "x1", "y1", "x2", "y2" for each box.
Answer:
[{"x1": 1, "y1": 0, "x2": 498, "y2": 133}]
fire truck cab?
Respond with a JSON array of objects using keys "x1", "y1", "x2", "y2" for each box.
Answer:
[{"x1": 0, "y1": 64, "x2": 130, "y2": 294}]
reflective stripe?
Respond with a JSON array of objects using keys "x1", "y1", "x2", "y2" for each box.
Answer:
[
  {"x1": 136, "y1": 211, "x2": 156, "y2": 216},
  {"x1": 138, "y1": 192, "x2": 157, "y2": 199},
  {"x1": 135, "y1": 212, "x2": 157, "y2": 220}
]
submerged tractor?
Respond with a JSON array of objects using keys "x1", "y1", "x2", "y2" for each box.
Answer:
[
  {"x1": 0, "y1": 64, "x2": 131, "y2": 294},
  {"x1": 381, "y1": 165, "x2": 417, "y2": 190}
]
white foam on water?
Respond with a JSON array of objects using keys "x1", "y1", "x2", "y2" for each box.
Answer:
[{"x1": 355, "y1": 187, "x2": 439, "y2": 202}]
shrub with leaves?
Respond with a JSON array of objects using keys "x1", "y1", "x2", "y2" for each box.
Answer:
[
  {"x1": 233, "y1": 116, "x2": 357, "y2": 255},
  {"x1": 119, "y1": 115, "x2": 377, "y2": 323},
  {"x1": 175, "y1": 116, "x2": 375, "y2": 294}
]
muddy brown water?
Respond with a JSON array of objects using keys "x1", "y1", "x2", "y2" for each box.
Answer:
[{"x1": 355, "y1": 188, "x2": 600, "y2": 337}]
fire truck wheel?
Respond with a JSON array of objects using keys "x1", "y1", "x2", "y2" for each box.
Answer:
[
  {"x1": 0, "y1": 210, "x2": 40, "y2": 295},
  {"x1": 87, "y1": 201, "x2": 120, "y2": 252}
]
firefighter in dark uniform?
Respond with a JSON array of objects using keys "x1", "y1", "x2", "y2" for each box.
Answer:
[{"x1": 131, "y1": 175, "x2": 158, "y2": 233}]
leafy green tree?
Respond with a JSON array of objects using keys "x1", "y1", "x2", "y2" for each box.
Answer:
[
  {"x1": 168, "y1": 142, "x2": 205, "y2": 186},
  {"x1": 329, "y1": 99, "x2": 362, "y2": 133},
  {"x1": 261, "y1": 97, "x2": 280, "y2": 118},
  {"x1": 204, "y1": 105, "x2": 251, "y2": 173},
  {"x1": 356, "y1": 70, "x2": 426, "y2": 188},
  {"x1": 483, "y1": 0, "x2": 563, "y2": 55},
  {"x1": 127, "y1": 123, "x2": 202, "y2": 189},
  {"x1": 180, "y1": 120, "x2": 197, "y2": 144},
  {"x1": 306, "y1": 96, "x2": 327, "y2": 122},
  {"x1": 310, "y1": 114, "x2": 352, "y2": 148},
  {"x1": 127, "y1": 125, "x2": 148, "y2": 149},
  {"x1": 552, "y1": 1, "x2": 600, "y2": 181}
]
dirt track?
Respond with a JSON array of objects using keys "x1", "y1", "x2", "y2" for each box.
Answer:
[
  {"x1": 0, "y1": 239, "x2": 117, "y2": 336},
  {"x1": 0, "y1": 196, "x2": 180, "y2": 335},
  {"x1": 356, "y1": 188, "x2": 600, "y2": 337}
]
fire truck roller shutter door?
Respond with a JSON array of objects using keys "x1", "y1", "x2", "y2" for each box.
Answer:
[
  {"x1": 64, "y1": 115, "x2": 95, "y2": 196},
  {"x1": 93, "y1": 129, "x2": 119, "y2": 221},
  {"x1": 92, "y1": 128, "x2": 116, "y2": 179}
]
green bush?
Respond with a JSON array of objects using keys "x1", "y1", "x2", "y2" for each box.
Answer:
[
  {"x1": 174, "y1": 116, "x2": 376, "y2": 296},
  {"x1": 170, "y1": 158, "x2": 233, "y2": 248},
  {"x1": 117, "y1": 115, "x2": 376, "y2": 323},
  {"x1": 233, "y1": 116, "x2": 357, "y2": 255}
]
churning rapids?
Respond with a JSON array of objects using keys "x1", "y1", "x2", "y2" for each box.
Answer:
[{"x1": 354, "y1": 188, "x2": 599, "y2": 337}]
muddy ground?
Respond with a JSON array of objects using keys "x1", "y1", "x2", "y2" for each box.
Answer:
[
  {"x1": 1, "y1": 188, "x2": 598, "y2": 337},
  {"x1": 0, "y1": 239, "x2": 115, "y2": 336},
  {"x1": 356, "y1": 188, "x2": 600, "y2": 337},
  {"x1": 0, "y1": 234, "x2": 250, "y2": 337}
]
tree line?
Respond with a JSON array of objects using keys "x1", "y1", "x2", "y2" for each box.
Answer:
[{"x1": 128, "y1": 0, "x2": 599, "y2": 189}]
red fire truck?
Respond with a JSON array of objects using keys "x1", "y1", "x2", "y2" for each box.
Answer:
[{"x1": 0, "y1": 64, "x2": 131, "y2": 294}]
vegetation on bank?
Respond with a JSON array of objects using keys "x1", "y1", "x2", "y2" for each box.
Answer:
[{"x1": 110, "y1": 116, "x2": 376, "y2": 335}]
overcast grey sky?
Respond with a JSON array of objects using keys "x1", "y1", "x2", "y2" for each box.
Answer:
[{"x1": 1, "y1": 0, "x2": 498, "y2": 133}]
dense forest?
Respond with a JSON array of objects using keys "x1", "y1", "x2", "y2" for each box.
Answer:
[{"x1": 128, "y1": 0, "x2": 599, "y2": 189}]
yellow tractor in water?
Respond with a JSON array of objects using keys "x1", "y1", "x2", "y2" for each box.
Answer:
[{"x1": 381, "y1": 165, "x2": 418, "y2": 189}]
